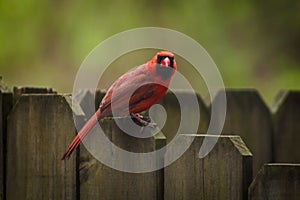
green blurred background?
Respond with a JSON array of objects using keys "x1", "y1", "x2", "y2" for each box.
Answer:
[{"x1": 1, "y1": 0, "x2": 299, "y2": 103}]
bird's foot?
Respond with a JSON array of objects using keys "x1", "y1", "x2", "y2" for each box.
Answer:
[
  {"x1": 130, "y1": 113, "x2": 157, "y2": 128},
  {"x1": 146, "y1": 122, "x2": 157, "y2": 128}
]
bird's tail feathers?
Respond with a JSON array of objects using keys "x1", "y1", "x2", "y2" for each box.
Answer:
[{"x1": 61, "y1": 109, "x2": 101, "y2": 160}]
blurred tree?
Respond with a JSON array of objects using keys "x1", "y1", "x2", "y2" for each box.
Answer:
[{"x1": 0, "y1": 0, "x2": 299, "y2": 103}]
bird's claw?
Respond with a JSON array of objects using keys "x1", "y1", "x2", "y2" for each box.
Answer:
[
  {"x1": 147, "y1": 122, "x2": 157, "y2": 128},
  {"x1": 130, "y1": 113, "x2": 157, "y2": 128}
]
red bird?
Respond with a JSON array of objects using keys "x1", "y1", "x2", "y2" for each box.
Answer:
[{"x1": 62, "y1": 51, "x2": 177, "y2": 160}]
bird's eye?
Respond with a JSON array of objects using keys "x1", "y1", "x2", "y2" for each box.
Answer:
[
  {"x1": 157, "y1": 56, "x2": 174, "y2": 64},
  {"x1": 157, "y1": 55, "x2": 175, "y2": 68},
  {"x1": 157, "y1": 55, "x2": 164, "y2": 64}
]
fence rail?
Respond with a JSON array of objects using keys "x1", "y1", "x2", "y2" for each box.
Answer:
[{"x1": 0, "y1": 79, "x2": 300, "y2": 199}]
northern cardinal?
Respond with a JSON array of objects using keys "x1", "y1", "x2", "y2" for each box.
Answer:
[{"x1": 62, "y1": 51, "x2": 176, "y2": 160}]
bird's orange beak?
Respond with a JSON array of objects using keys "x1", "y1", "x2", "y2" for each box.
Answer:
[{"x1": 161, "y1": 57, "x2": 170, "y2": 67}]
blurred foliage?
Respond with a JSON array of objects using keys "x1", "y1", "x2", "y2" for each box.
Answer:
[{"x1": 0, "y1": 0, "x2": 299, "y2": 103}]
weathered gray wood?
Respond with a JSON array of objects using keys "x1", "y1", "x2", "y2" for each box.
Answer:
[
  {"x1": 79, "y1": 117, "x2": 165, "y2": 200},
  {"x1": 164, "y1": 134, "x2": 204, "y2": 200},
  {"x1": 203, "y1": 135, "x2": 252, "y2": 200},
  {"x1": 164, "y1": 134, "x2": 252, "y2": 200},
  {"x1": 6, "y1": 94, "x2": 81, "y2": 200},
  {"x1": 13, "y1": 86, "x2": 56, "y2": 104},
  {"x1": 95, "y1": 89, "x2": 106, "y2": 109},
  {"x1": 272, "y1": 90, "x2": 300, "y2": 162},
  {"x1": 74, "y1": 90, "x2": 96, "y2": 119},
  {"x1": 156, "y1": 91, "x2": 209, "y2": 142},
  {"x1": 0, "y1": 76, "x2": 13, "y2": 200},
  {"x1": 249, "y1": 164, "x2": 300, "y2": 200},
  {"x1": 78, "y1": 119, "x2": 113, "y2": 200},
  {"x1": 0, "y1": 92, "x2": 13, "y2": 200},
  {"x1": 212, "y1": 89, "x2": 272, "y2": 175},
  {"x1": 74, "y1": 89, "x2": 104, "y2": 200},
  {"x1": 73, "y1": 89, "x2": 106, "y2": 118}
]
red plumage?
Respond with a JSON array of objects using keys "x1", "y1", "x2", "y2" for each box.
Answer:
[{"x1": 62, "y1": 51, "x2": 176, "y2": 160}]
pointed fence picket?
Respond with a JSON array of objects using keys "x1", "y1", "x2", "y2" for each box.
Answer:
[{"x1": 0, "y1": 82, "x2": 299, "y2": 200}]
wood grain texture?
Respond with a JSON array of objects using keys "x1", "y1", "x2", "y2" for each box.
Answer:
[
  {"x1": 0, "y1": 87, "x2": 13, "y2": 200},
  {"x1": 249, "y1": 164, "x2": 300, "y2": 200},
  {"x1": 13, "y1": 86, "x2": 57, "y2": 104},
  {"x1": 155, "y1": 91, "x2": 210, "y2": 143},
  {"x1": 79, "y1": 117, "x2": 165, "y2": 200},
  {"x1": 272, "y1": 90, "x2": 300, "y2": 162},
  {"x1": 212, "y1": 89, "x2": 273, "y2": 175},
  {"x1": 203, "y1": 135, "x2": 252, "y2": 200},
  {"x1": 164, "y1": 134, "x2": 252, "y2": 200},
  {"x1": 164, "y1": 134, "x2": 204, "y2": 200},
  {"x1": 6, "y1": 94, "x2": 79, "y2": 200}
]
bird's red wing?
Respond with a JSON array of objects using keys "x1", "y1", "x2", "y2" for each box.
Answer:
[
  {"x1": 62, "y1": 51, "x2": 176, "y2": 160},
  {"x1": 99, "y1": 65, "x2": 156, "y2": 116}
]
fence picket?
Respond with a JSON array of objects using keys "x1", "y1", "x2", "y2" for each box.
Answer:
[
  {"x1": 155, "y1": 91, "x2": 210, "y2": 142},
  {"x1": 79, "y1": 117, "x2": 165, "y2": 200},
  {"x1": 0, "y1": 87, "x2": 13, "y2": 200},
  {"x1": 13, "y1": 86, "x2": 56, "y2": 104},
  {"x1": 6, "y1": 94, "x2": 82, "y2": 200},
  {"x1": 249, "y1": 164, "x2": 300, "y2": 200},
  {"x1": 164, "y1": 134, "x2": 252, "y2": 200},
  {"x1": 272, "y1": 90, "x2": 300, "y2": 162},
  {"x1": 212, "y1": 89, "x2": 273, "y2": 175},
  {"x1": 1, "y1": 82, "x2": 299, "y2": 199}
]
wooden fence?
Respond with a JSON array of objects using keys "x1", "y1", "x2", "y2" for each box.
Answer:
[{"x1": 0, "y1": 80, "x2": 300, "y2": 199}]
